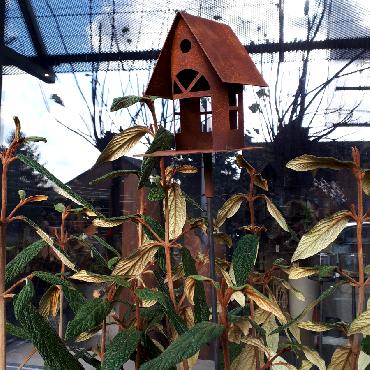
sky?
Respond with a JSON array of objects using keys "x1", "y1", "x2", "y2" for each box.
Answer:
[{"x1": 1, "y1": 0, "x2": 370, "y2": 183}]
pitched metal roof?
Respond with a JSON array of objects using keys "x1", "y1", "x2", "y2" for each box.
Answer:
[{"x1": 146, "y1": 12, "x2": 267, "y2": 97}]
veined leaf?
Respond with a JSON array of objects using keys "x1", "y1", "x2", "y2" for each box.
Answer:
[
  {"x1": 236, "y1": 155, "x2": 268, "y2": 191},
  {"x1": 358, "y1": 351, "x2": 370, "y2": 370},
  {"x1": 110, "y1": 95, "x2": 156, "y2": 111},
  {"x1": 5, "y1": 239, "x2": 47, "y2": 286},
  {"x1": 70, "y1": 270, "x2": 129, "y2": 287},
  {"x1": 96, "y1": 126, "x2": 150, "y2": 164},
  {"x1": 17, "y1": 153, "x2": 101, "y2": 216},
  {"x1": 292, "y1": 210, "x2": 351, "y2": 262},
  {"x1": 23, "y1": 195, "x2": 48, "y2": 204},
  {"x1": 14, "y1": 282, "x2": 82, "y2": 370},
  {"x1": 90, "y1": 169, "x2": 139, "y2": 185},
  {"x1": 166, "y1": 183, "x2": 186, "y2": 240},
  {"x1": 348, "y1": 310, "x2": 370, "y2": 335},
  {"x1": 327, "y1": 346, "x2": 352, "y2": 370},
  {"x1": 298, "y1": 321, "x2": 333, "y2": 332},
  {"x1": 142, "y1": 215, "x2": 165, "y2": 241},
  {"x1": 181, "y1": 248, "x2": 209, "y2": 323},
  {"x1": 14, "y1": 216, "x2": 77, "y2": 271},
  {"x1": 231, "y1": 344, "x2": 258, "y2": 369},
  {"x1": 288, "y1": 266, "x2": 319, "y2": 280},
  {"x1": 363, "y1": 170, "x2": 370, "y2": 196},
  {"x1": 281, "y1": 280, "x2": 305, "y2": 301},
  {"x1": 65, "y1": 298, "x2": 112, "y2": 340},
  {"x1": 135, "y1": 288, "x2": 187, "y2": 335},
  {"x1": 214, "y1": 193, "x2": 246, "y2": 229},
  {"x1": 263, "y1": 196, "x2": 289, "y2": 232},
  {"x1": 263, "y1": 315, "x2": 279, "y2": 353},
  {"x1": 6, "y1": 322, "x2": 29, "y2": 340},
  {"x1": 93, "y1": 214, "x2": 137, "y2": 227},
  {"x1": 39, "y1": 285, "x2": 60, "y2": 318},
  {"x1": 244, "y1": 285, "x2": 286, "y2": 323},
  {"x1": 101, "y1": 327, "x2": 141, "y2": 370},
  {"x1": 300, "y1": 360, "x2": 313, "y2": 370},
  {"x1": 112, "y1": 242, "x2": 159, "y2": 277},
  {"x1": 303, "y1": 347, "x2": 325, "y2": 370},
  {"x1": 139, "y1": 322, "x2": 224, "y2": 370},
  {"x1": 165, "y1": 165, "x2": 197, "y2": 181},
  {"x1": 148, "y1": 186, "x2": 165, "y2": 201},
  {"x1": 286, "y1": 155, "x2": 355, "y2": 171},
  {"x1": 232, "y1": 234, "x2": 259, "y2": 286},
  {"x1": 92, "y1": 235, "x2": 120, "y2": 257}
]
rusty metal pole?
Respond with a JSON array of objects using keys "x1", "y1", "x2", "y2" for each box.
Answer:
[{"x1": 203, "y1": 152, "x2": 219, "y2": 369}]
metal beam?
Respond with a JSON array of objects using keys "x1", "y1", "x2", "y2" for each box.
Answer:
[
  {"x1": 17, "y1": 0, "x2": 55, "y2": 80},
  {"x1": 0, "y1": 47, "x2": 55, "y2": 83},
  {"x1": 25, "y1": 36, "x2": 370, "y2": 67}
]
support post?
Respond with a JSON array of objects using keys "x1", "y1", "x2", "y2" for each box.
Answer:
[{"x1": 202, "y1": 153, "x2": 219, "y2": 369}]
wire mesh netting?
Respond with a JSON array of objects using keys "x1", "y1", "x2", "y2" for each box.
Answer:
[{"x1": 3, "y1": 0, "x2": 370, "y2": 74}]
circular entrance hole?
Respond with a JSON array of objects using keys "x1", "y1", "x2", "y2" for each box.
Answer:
[{"x1": 180, "y1": 39, "x2": 191, "y2": 53}]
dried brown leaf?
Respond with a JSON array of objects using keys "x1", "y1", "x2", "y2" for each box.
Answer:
[
  {"x1": 39, "y1": 285, "x2": 60, "y2": 318},
  {"x1": 286, "y1": 155, "x2": 355, "y2": 171},
  {"x1": 327, "y1": 346, "x2": 352, "y2": 370}
]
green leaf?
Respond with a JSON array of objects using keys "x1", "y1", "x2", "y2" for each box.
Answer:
[
  {"x1": 6, "y1": 322, "x2": 29, "y2": 340},
  {"x1": 286, "y1": 154, "x2": 355, "y2": 171},
  {"x1": 181, "y1": 248, "x2": 209, "y2": 323},
  {"x1": 18, "y1": 189, "x2": 26, "y2": 200},
  {"x1": 101, "y1": 327, "x2": 141, "y2": 370},
  {"x1": 108, "y1": 256, "x2": 120, "y2": 270},
  {"x1": 138, "y1": 127, "x2": 174, "y2": 188},
  {"x1": 110, "y1": 96, "x2": 142, "y2": 111},
  {"x1": 139, "y1": 322, "x2": 224, "y2": 370},
  {"x1": 232, "y1": 235, "x2": 259, "y2": 286},
  {"x1": 148, "y1": 186, "x2": 165, "y2": 201},
  {"x1": 89, "y1": 169, "x2": 139, "y2": 185},
  {"x1": 142, "y1": 215, "x2": 165, "y2": 241},
  {"x1": 92, "y1": 235, "x2": 120, "y2": 257},
  {"x1": 33, "y1": 271, "x2": 86, "y2": 313},
  {"x1": 65, "y1": 298, "x2": 112, "y2": 340},
  {"x1": 5, "y1": 240, "x2": 47, "y2": 286},
  {"x1": 135, "y1": 288, "x2": 187, "y2": 335},
  {"x1": 17, "y1": 153, "x2": 102, "y2": 217},
  {"x1": 14, "y1": 282, "x2": 82, "y2": 370},
  {"x1": 292, "y1": 210, "x2": 351, "y2": 262},
  {"x1": 362, "y1": 336, "x2": 370, "y2": 355},
  {"x1": 54, "y1": 203, "x2": 65, "y2": 213},
  {"x1": 96, "y1": 126, "x2": 150, "y2": 164}
]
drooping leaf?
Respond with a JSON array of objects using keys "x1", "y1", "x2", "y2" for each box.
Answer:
[
  {"x1": 327, "y1": 346, "x2": 352, "y2": 370},
  {"x1": 286, "y1": 155, "x2": 355, "y2": 171},
  {"x1": 165, "y1": 165, "x2": 198, "y2": 181},
  {"x1": 65, "y1": 298, "x2": 113, "y2": 340},
  {"x1": 232, "y1": 234, "x2": 259, "y2": 286},
  {"x1": 6, "y1": 322, "x2": 29, "y2": 340},
  {"x1": 358, "y1": 350, "x2": 370, "y2": 369},
  {"x1": 14, "y1": 282, "x2": 82, "y2": 370},
  {"x1": 299, "y1": 360, "x2": 313, "y2": 370},
  {"x1": 244, "y1": 285, "x2": 286, "y2": 323},
  {"x1": 70, "y1": 270, "x2": 129, "y2": 286},
  {"x1": 231, "y1": 344, "x2": 258, "y2": 369},
  {"x1": 39, "y1": 285, "x2": 60, "y2": 318},
  {"x1": 280, "y1": 280, "x2": 305, "y2": 301},
  {"x1": 302, "y1": 347, "x2": 325, "y2": 370},
  {"x1": 93, "y1": 214, "x2": 137, "y2": 227},
  {"x1": 214, "y1": 194, "x2": 246, "y2": 229},
  {"x1": 167, "y1": 183, "x2": 186, "y2": 240},
  {"x1": 287, "y1": 266, "x2": 319, "y2": 280},
  {"x1": 139, "y1": 322, "x2": 224, "y2": 370},
  {"x1": 263, "y1": 196, "x2": 289, "y2": 232},
  {"x1": 17, "y1": 153, "x2": 101, "y2": 216},
  {"x1": 135, "y1": 288, "x2": 187, "y2": 335},
  {"x1": 138, "y1": 127, "x2": 174, "y2": 188},
  {"x1": 348, "y1": 309, "x2": 370, "y2": 335},
  {"x1": 291, "y1": 210, "x2": 351, "y2": 262},
  {"x1": 90, "y1": 169, "x2": 139, "y2": 185},
  {"x1": 262, "y1": 314, "x2": 279, "y2": 352},
  {"x1": 363, "y1": 170, "x2": 370, "y2": 196},
  {"x1": 235, "y1": 155, "x2": 268, "y2": 191},
  {"x1": 181, "y1": 248, "x2": 209, "y2": 323},
  {"x1": 298, "y1": 321, "x2": 333, "y2": 332},
  {"x1": 92, "y1": 235, "x2": 120, "y2": 257},
  {"x1": 5, "y1": 239, "x2": 47, "y2": 286},
  {"x1": 13, "y1": 216, "x2": 77, "y2": 271},
  {"x1": 110, "y1": 95, "x2": 141, "y2": 111},
  {"x1": 112, "y1": 242, "x2": 159, "y2": 277},
  {"x1": 101, "y1": 327, "x2": 141, "y2": 370},
  {"x1": 96, "y1": 126, "x2": 150, "y2": 164}
]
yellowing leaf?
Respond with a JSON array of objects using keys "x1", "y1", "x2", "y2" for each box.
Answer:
[
  {"x1": 358, "y1": 351, "x2": 370, "y2": 370},
  {"x1": 24, "y1": 195, "x2": 48, "y2": 203},
  {"x1": 292, "y1": 211, "x2": 351, "y2": 262},
  {"x1": 264, "y1": 196, "x2": 289, "y2": 232},
  {"x1": 263, "y1": 315, "x2": 279, "y2": 353},
  {"x1": 214, "y1": 194, "x2": 246, "y2": 229},
  {"x1": 76, "y1": 330, "x2": 99, "y2": 342},
  {"x1": 39, "y1": 285, "x2": 60, "y2": 318},
  {"x1": 300, "y1": 360, "x2": 313, "y2": 370},
  {"x1": 167, "y1": 183, "x2": 186, "y2": 240},
  {"x1": 298, "y1": 321, "x2": 333, "y2": 332},
  {"x1": 281, "y1": 280, "x2": 305, "y2": 301},
  {"x1": 327, "y1": 346, "x2": 352, "y2": 370},
  {"x1": 112, "y1": 243, "x2": 159, "y2": 277},
  {"x1": 96, "y1": 125, "x2": 150, "y2": 164},
  {"x1": 165, "y1": 165, "x2": 197, "y2": 181},
  {"x1": 184, "y1": 277, "x2": 195, "y2": 305},
  {"x1": 288, "y1": 266, "x2": 319, "y2": 280},
  {"x1": 231, "y1": 291, "x2": 245, "y2": 307},
  {"x1": 244, "y1": 285, "x2": 286, "y2": 323},
  {"x1": 363, "y1": 170, "x2": 370, "y2": 196},
  {"x1": 253, "y1": 308, "x2": 271, "y2": 325},
  {"x1": 303, "y1": 347, "x2": 326, "y2": 370},
  {"x1": 347, "y1": 310, "x2": 370, "y2": 335},
  {"x1": 231, "y1": 344, "x2": 258, "y2": 369},
  {"x1": 286, "y1": 155, "x2": 355, "y2": 171},
  {"x1": 236, "y1": 155, "x2": 268, "y2": 191}
]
